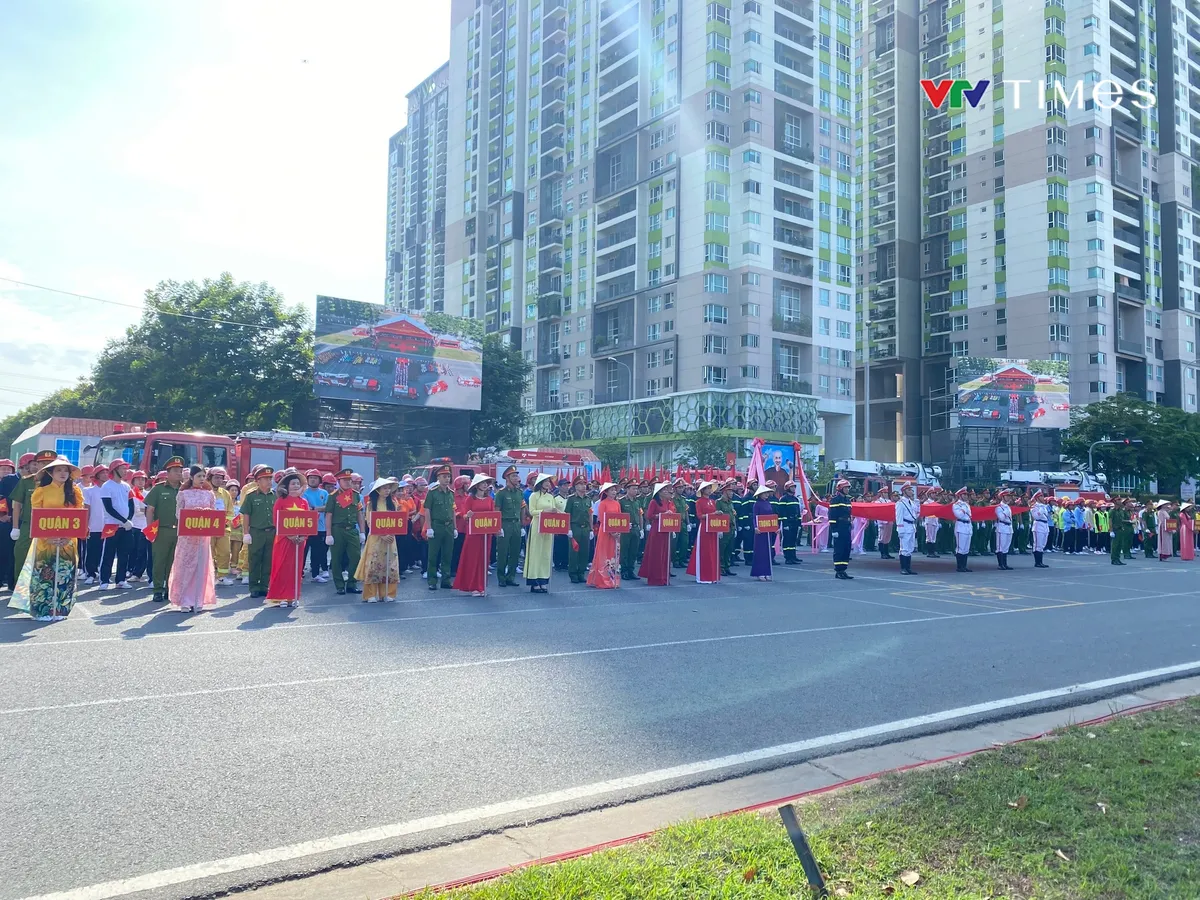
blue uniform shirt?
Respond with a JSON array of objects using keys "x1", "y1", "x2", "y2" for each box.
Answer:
[
  {"x1": 303, "y1": 487, "x2": 330, "y2": 531},
  {"x1": 1073, "y1": 508, "x2": 1086, "y2": 529}
]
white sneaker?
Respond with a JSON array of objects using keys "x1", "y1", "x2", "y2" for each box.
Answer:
[
  {"x1": 288, "y1": 600, "x2": 299, "y2": 608},
  {"x1": 118, "y1": 581, "x2": 133, "y2": 590},
  {"x1": 217, "y1": 577, "x2": 235, "y2": 586},
  {"x1": 384, "y1": 596, "x2": 395, "y2": 602},
  {"x1": 240, "y1": 575, "x2": 249, "y2": 585},
  {"x1": 100, "y1": 583, "x2": 114, "y2": 590},
  {"x1": 82, "y1": 576, "x2": 94, "y2": 586}
]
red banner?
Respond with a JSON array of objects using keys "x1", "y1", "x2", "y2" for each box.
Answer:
[
  {"x1": 755, "y1": 514, "x2": 780, "y2": 533},
  {"x1": 469, "y1": 510, "x2": 502, "y2": 535},
  {"x1": 276, "y1": 509, "x2": 319, "y2": 536},
  {"x1": 539, "y1": 511, "x2": 570, "y2": 534},
  {"x1": 705, "y1": 513, "x2": 732, "y2": 533},
  {"x1": 369, "y1": 510, "x2": 408, "y2": 536},
  {"x1": 101, "y1": 523, "x2": 119, "y2": 539},
  {"x1": 846, "y1": 502, "x2": 1030, "y2": 523},
  {"x1": 178, "y1": 510, "x2": 226, "y2": 537},
  {"x1": 603, "y1": 512, "x2": 631, "y2": 533},
  {"x1": 143, "y1": 521, "x2": 159, "y2": 543},
  {"x1": 31, "y1": 508, "x2": 88, "y2": 540},
  {"x1": 658, "y1": 512, "x2": 682, "y2": 533}
]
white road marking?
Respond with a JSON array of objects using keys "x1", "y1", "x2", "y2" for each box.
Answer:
[
  {"x1": 4, "y1": 590, "x2": 1196, "y2": 716},
  {"x1": 22, "y1": 659, "x2": 1200, "y2": 900}
]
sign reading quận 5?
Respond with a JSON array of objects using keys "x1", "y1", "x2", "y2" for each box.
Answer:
[
  {"x1": 370, "y1": 510, "x2": 408, "y2": 536},
  {"x1": 539, "y1": 511, "x2": 570, "y2": 534},
  {"x1": 658, "y1": 512, "x2": 682, "y2": 533},
  {"x1": 276, "y1": 509, "x2": 319, "y2": 536},
  {"x1": 178, "y1": 510, "x2": 226, "y2": 537},
  {"x1": 705, "y1": 513, "x2": 731, "y2": 533},
  {"x1": 31, "y1": 508, "x2": 88, "y2": 540},
  {"x1": 469, "y1": 510, "x2": 502, "y2": 535},
  {"x1": 603, "y1": 512, "x2": 631, "y2": 533},
  {"x1": 755, "y1": 514, "x2": 780, "y2": 533}
]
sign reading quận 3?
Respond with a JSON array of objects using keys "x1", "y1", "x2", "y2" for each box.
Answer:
[
  {"x1": 178, "y1": 510, "x2": 226, "y2": 537},
  {"x1": 370, "y1": 510, "x2": 408, "y2": 536},
  {"x1": 31, "y1": 508, "x2": 88, "y2": 540},
  {"x1": 276, "y1": 509, "x2": 319, "y2": 536}
]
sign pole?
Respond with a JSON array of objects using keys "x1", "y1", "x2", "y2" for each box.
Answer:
[
  {"x1": 384, "y1": 535, "x2": 391, "y2": 602},
  {"x1": 51, "y1": 543, "x2": 60, "y2": 619}
]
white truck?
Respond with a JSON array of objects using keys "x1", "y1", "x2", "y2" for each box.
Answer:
[{"x1": 830, "y1": 459, "x2": 943, "y2": 498}]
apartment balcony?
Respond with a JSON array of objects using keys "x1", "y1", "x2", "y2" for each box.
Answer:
[
  {"x1": 869, "y1": 344, "x2": 897, "y2": 360},
  {"x1": 774, "y1": 45, "x2": 813, "y2": 80},
  {"x1": 542, "y1": 63, "x2": 567, "y2": 90},
  {"x1": 536, "y1": 395, "x2": 562, "y2": 412},
  {"x1": 599, "y1": 38, "x2": 638, "y2": 74},
  {"x1": 870, "y1": 306, "x2": 896, "y2": 323},
  {"x1": 596, "y1": 248, "x2": 637, "y2": 279},
  {"x1": 1116, "y1": 338, "x2": 1146, "y2": 357},
  {"x1": 541, "y1": 110, "x2": 565, "y2": 133},
  {"x1": 592, "y1": 332, "x2": 635, "y2": 354},
  {"x1": 1116, "y1": 282, "x2": 1145, "y2": 304},
  {"x1": 543, "y1": 39, "x2": 566, "y2": 67},
  {"x1": 540, "y1": 225, "x2": 564, "y2": 248},
  {"x1": 775, "y1": 18, "x2": 815, "y2": 51},
  {"x1": 544, "y1": 14, "x2": 566, "y2": 39},
  {"x1": 537, "y1": 349, "x2": 562, "y2": 366},
  {"x1": 775, "y1": 165, "x2": 814, "y2": 192},
  {"x1": 541, "y1": 132, "x2": 565, "y2": 155},
  {"x1": 774, "y1": 226, "x2": 814, "y2": 249},
  {"x1": 542, "y1": 86, "x2": 567, "y2": 111},
  {"x1": 541, "y1": 156, "x2": 565, "y2": 175},
  {"x1": 924, "y1": 336, "x2": 951, "y2": 355},
  {"x1": 541, "y1": 204, "x2": 564, "y2": 225},
  {"x1": 869, "y1": 324, "x2": 896, "y2": 341},
  {"x1": 773, "y1": 374, "x2": 813, "y2": 395},
  {"x1": 774, "y1": 197, "x2": 814, "y2": 221},
  {"x1": 775, "y1": 259, "x2": 813, "y2": 279},
  {"x1": 597, "y1": 193, "x2": 637, "y2": 224},
  {"x1": 539, "y1": 273, "x2": 563, "y2": 295},
  {"x1": 540, "y1": 250, "x2": 564, "y2": 273},
  {"x1": 538, "y1": 296, "x2": 563, "y2": 320},
  {"x1": 593, "y1": 388, "x2": 633, "y2": 405},
  {"x1": 777, "y1": 139, "x2": 815, "y2": 163},
  {"x1": 772, "y1": 314, "x2": 812, "y2": 337},
  {"x1": 597, "y1": 225, "x2": 636, "y2": 251},
  {"x1": 777, "y1": 0, "x2": 814, "y2": 22}
]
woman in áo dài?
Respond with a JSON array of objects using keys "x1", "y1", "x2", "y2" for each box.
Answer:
[
  {"x1": 9, "y1": 456, "x2": 84, "y2": 622},
  {"x1": 586, "y1": 482, "x2": 621, "y2": 589},
  {"x1": 638, "y1": 482, "x2": 674, "y2": 587},
  {"x1": 751, "y1": 484, "x2": 776, "y2": 581},
  {"x1": 686, "y1": 480, "x2": 721, "y2": 584},
  {"x1": 454, "y1": 473, "x2": 496, "y2": 596},
  {"x1": 525, "y1": 473, "x2": 564, "y2": 594},
  {"x1": 266, "y1": 470, "x2": 310, "y2": 608},
  {"x1": 355, "y1": 476, "x2": 401, "y2": 602},
  {"x1": 169, "y1": 466, "x2": 218, "y2": 613},
  {"x1": 1180, "y1": 502, "x2": 1195, "y2": 562},
  {"x1": 1156, "y1": 500, "x2": 1172, "y2": 562}
]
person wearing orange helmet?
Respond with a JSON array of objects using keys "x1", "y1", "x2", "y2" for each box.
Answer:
[
  {"x1": 302, "y1": 469, "x2": 331, "y2": 584},
  {"x1": 451, "y1": 473, "x2": 472, "y2": 577},
  {"x1": 0, "y1": 456, "x2": 19, "y2": 591}
]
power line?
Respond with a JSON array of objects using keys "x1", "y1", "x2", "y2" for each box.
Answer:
[
  {"x1": 0, "y1": 370, "x2": 87, "y2": 386},
  {"x1": 0, "y1": 277, "x2": 276, "y2": 329}
]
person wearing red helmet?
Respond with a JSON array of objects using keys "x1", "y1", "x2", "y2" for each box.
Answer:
[
  {"x1": 450, "y1": 473, "x2": 472, "y2": 577},
  {"x1": 81, "y1": 462, "x2": 110, "y2": 585},
  {"x1": 125, "y1": 470, "x2": 150, "y2": 582},
  {"x1": 79, "y1": 465, "x2": 95, "y2": 489},
  {"x1": 302, "y1": 469, "x2": 330, "y2": 584},
  {"x1": 0, "y1": 457, "x2": 20, "y2": 591}
]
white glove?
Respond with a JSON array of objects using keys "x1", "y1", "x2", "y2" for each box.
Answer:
[
  {"x1": 242, "y1": 533, "x2": 252, "y2": 545},
  {"x1": 325, "y1": 535, "x2": 334, "y2": 546},
  {"x1": 453, "y1": 529, "x2": 459, "y2": 539},
  {"x1": 9, "y1": 528, "x2": 19, "y2": 541},
  {"x1": 425, "y1": 528, "x2": 434, "y2": 539},
  {"x1": 122, "y1": 520, "x2": 133, "y2": 531},
  {"x1": 522, "y1": 528, "x2": 527, "y2": 537},
  {"x1": 688, "y1": 523, "x2": 695, "y2": 531},
  {"x1": 499, "y1": 528, "x2": 505, "y2": 538},
  {"x1": 359, "y1": 532, "x2": 366, "y2": 545}
]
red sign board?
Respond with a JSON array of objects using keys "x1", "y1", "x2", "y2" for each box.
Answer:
[
  {"x1": 178, "y1": 510, "x2": 226, "y2": 537},
  {"x1": 276, "y1": 509, "x2": 319, "y2": 536},
  {"x1": 603, "y1": 512, "x2": 631, "y2": 533},
  {"x1": 539, "y1": 511, "x2": 570, "y2": 534},
  {"x1": 469, "y1": 510, "x2": 502, "y2": 535},
  {"x1": 705, "y1": 513, "x2": 732, "y2": 533},
  {"x1": 31, "y1": 508, "x2": 88, "y2": 540},
  {"x1": 658, "y1": 512, "x2": 682, "y2": 533},
  {"x1": 370, "y1": 510, "x2": 408, "y2": 536},
  {"x1": 756, "y1": 514, "x2": 780, "y2": 533}
]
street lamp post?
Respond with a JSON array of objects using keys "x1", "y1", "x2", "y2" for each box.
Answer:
[
  {"x1": 602, "y1": 356, "x2": 633, "y2": 469},
  {"x1": 1088, "y1": 438, "x2": 1142, "y2": 474}
]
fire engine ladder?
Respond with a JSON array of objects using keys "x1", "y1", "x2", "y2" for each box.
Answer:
[{"x1": 237, "y1": 430, "x2": 377, "y2": 449}]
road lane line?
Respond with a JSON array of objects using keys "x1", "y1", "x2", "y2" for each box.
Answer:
[
  {"x1": 4, "y1": 590, "x2": 1197, "y2": 716},
  {"x1": 22, "y1": 659, "x2": 1200, "y2": 900}
]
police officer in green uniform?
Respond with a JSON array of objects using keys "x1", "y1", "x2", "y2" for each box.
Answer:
[
  {"x1": 564, "y1": 475, "x2": 592, "y2": 582},
  {"x1": 240, "y1": 465, "x2": 277, "y2": 598},
  {"x1": 325, "y1": 467, "x2": 366, "y2": 594},
  {"x1": 716, "y1": 480, "x2": 738, "y2": 576},
  {"x1": 1112, "y1": 498, "x2": 1133, "y2": 565},
  {"x1": 619, "y1": 480, "x2": 643, "y2": 580},
  {"x1": 672, "y1": 479, "x2": 691, "y2": 568},
  {"x1": 494, "y1": 465, "x2": 525, "y2": 586},
  {"x1": 144, "y1": 456, "x2": 185, "y2": 603},
  {"x1": 422, "y1": 464, "x2": 456, "y2": 590},
  {"x1": 8, "y1": 450, "x2": 56, "y2": 576}
]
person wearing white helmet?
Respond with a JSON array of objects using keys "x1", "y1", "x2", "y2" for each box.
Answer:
[
  {"x1": 894, "y1": 482, "x2": 920, "y2": 576},
  {"x1": 952, "y1": 487, "x2": 974, "y2": 573},
  {"x1": 994, "y1": 489, "x2": 1014, "y2": 571}
]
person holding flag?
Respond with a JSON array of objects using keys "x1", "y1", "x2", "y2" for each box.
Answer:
[
  {"x1": 8, "y1": 455, "x2": 84, "y2": 622},
  {"x1": 98, "y1": 459, "x2": 135, "y2": 590},
  {"x1": 454, "y1": 474, "x2": 496, "y2": 596},
  {"x1": 686, "y1": 480, "x2": 721, "y2": 584},
  {"x1": 326, "y1": 468, "x2": 367, "y2": 594},
  {"x1": 169, "y1": 466, "x2": 218, "y2": 613}
]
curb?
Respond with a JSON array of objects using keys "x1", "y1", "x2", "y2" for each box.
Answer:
[{"x1": 408, "y1": 696, "x2": 1187, "y2": 896}]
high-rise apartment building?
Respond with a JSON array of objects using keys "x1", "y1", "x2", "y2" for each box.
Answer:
[
  {"x1": 856, "y1": 0, "x2": 1200, "y2": 471},
  {"x1": 439, "y1": 0, "x2": 860, "y2": 463},
  {"x1": 385, "y1": 64, "x2": 451, "y2": 312}
]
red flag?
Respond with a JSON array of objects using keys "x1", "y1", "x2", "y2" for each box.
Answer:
[
  {"x1": 570, "y1": 537, "x2": 580, "y2": 552},
  {"x1": 602, "y1": 465, "x2": 612, "y2": 482},
  {"x1": 632, "y1": 463, "x2": 640, "y2": 481},
  {"x1": 143, "y1": 521, "x2": 159, "y2": 543},
  {"x1": 101, "y1": 524, "x2": 119, "y2": 539}
]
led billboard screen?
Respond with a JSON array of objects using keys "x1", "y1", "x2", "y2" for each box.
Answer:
[{"x1": 955, "y1": 357, "x2": 1070, "y2": 429}]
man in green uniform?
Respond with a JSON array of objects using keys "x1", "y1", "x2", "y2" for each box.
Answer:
[
  {"x1": 1111, "y1": 498, "x2": 1131, "y2": 565},
  {"x1": 422, "y1": 464, "x2": 455, "y2": 590},
  {"x1": 672, "y1": 478, "x2": 691, "y2": 568},
  {"x1": 144, "y1": 456, "x2": 185, "y2": 603},
  {"x1": 238, "y1": 465, "x2": 277, "y2": 598},
  {"x1": 325, "y1": 467, "x2": 366, "y2": 594},
  {"x1": 1141, "y1": 501, "x2": 1157, "y2": 558},
  {"x1": 564, "y1": 475, "x2": 592, "y2": 582},
  {"x1": 8, "y1": 451, "x2": 55, "y2": 577},
  {"x1": 494, "y1": 465, "x2": 525, "y2": 586},
  {"x1": 619, "y1": 480, "x2": 643, "y2": 580},
  {"x1": 716, "y1": 480, "x2": 738, "y2": 576}
]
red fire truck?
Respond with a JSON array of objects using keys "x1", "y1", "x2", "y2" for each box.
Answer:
[{"x1": 90, "y1": 423, "x2": 377, "y2": 483}]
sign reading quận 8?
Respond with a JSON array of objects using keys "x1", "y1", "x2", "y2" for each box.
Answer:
[
  {"x1": 539, "y1": 511, "x2": 570, "y2": 534},
  {"x1": 370, "y1": 510, "x2": 408, "y2": 536},
  {"x1": 31, "y1": 508, "x2": 88, "y2": 540},
  {"x1": 276, "y1": 509, "x2": 319, "y2": 536},
  {"x1": 178, "y1": 510, "x2": 226, "y2": 537},
  {"x1": 469, "y1": 510, "x2": 502, "y2": 534}
]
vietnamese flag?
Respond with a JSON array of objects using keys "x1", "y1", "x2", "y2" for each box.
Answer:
[
  {"x1": 101, "y1": 524, "x2": 119, "y2": 539},
  {"x1": 230, "y1": 514, "x2": 242, "y2": 530},
  {"x1": 143, "y1": 521, "x2": 159, "y2": 543}
]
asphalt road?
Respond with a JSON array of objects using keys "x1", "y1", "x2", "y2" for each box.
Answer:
[{"x1": 3, "y1": 549, "x2": 1199, "y2": 899}]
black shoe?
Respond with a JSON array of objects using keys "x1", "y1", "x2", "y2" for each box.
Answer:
[
  {"x1": 347, "y1": 585, "x2": 361, "y2": 594},
  {"x1": 835, "y1": 571, "x2": 854, "y2": 580},
  {"x1": 428, "y1": 584, "x2": 438, "y2": 591},
  {"x1": 336, "y1": 588, "x2": 346, "y2": 595}
]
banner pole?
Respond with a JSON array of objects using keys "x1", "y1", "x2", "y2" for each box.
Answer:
[{"x1": 52, "y1": 543, "x2": 60, "y2": 619}]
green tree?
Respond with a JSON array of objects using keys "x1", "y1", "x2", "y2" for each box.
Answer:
[
  {"x1": 87, "y1": 274, "x2": 312, "y2": 433},
  {"x1": 1061, "y1": 394, "x2": 1200, "y2": 486},
  {"x1": 676, "y1": 426, "x2": 734, "y2": 468},
  {"x1": 592, "y1": 438, "x2": 628, "y2": 473},
  {"x1": 425, "y1": 311, "x2": 484, "y2": 343},
  {"x1": 469, "y1": 333, "x2": 532, "y2": 449}
]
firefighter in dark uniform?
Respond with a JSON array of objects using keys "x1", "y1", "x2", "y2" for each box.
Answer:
[
  {"x1": 776, "y1": 480, "x2": 802, "y2": 565},
  {"x1": 736, "y1": 478, "x2": 758, "y2": 569},
  {"x1": 829, "y1": 478, "x2": 854, "y2": 580}
]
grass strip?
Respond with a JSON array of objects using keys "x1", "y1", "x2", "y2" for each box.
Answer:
[{"x1": 411, "y1": 699, "x2": 1200, "y2": 899}]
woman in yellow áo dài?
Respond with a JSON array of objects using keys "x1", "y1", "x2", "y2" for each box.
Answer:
[{"x1": 9, "y1": 455, "x2": 84, "y2": 622}]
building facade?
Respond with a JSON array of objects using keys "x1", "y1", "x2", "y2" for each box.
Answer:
[
  {"x1": 385, "y1": 64, "x2": 451, "y2": 312},
  {"x1": 435, "y1": 0, "x2": 859, "y2": 463}
]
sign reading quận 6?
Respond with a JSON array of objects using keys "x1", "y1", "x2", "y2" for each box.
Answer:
[
  {"x1": 469, "y1": 510, "x2": 502, "y2": 535},
  {"x1": 31, "y1": 508, "x2": 88, "y2": 540},
  {"x1": 658, "y1": 512, "x2": 682, "y2": 533},
  {"x1": 178, "y1": 510, "x2": 226, "y2": 537},
  {"x1": 370, "y1": 510, "x2": 408, "y2": 535},
  {"x1": 539, "y1": 511, "x2": 570, "y2": 534},
  {"x1": 603, "y1": 512, "x2": 630, "y2": 533},
  {"x1": 276, "y1": 509, "x2": 319, "y2": 536}
]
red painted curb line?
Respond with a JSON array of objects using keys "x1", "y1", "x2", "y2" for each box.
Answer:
[{"x1": 405, "y1": 696, "x2": 1186, "y2": 895}]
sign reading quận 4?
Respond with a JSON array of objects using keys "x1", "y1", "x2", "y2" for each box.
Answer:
[{"x1": 178, "y1": 510, "x2": 226, "y2": 537}]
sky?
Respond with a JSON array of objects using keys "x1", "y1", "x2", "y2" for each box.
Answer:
[{"x1": 0, "y1": 0, "x2": 450, "y2": 418}]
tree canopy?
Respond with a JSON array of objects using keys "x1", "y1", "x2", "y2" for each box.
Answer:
[
  {"x1": 676, "y1": 426, "x2": 735, "y2": 468},
  {"x1": 1061, "y1": 394, "x2": 1200, "y2": 488},
  {"x1": 468, "y1": 333, "x2": 532, "y2": 451}
]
